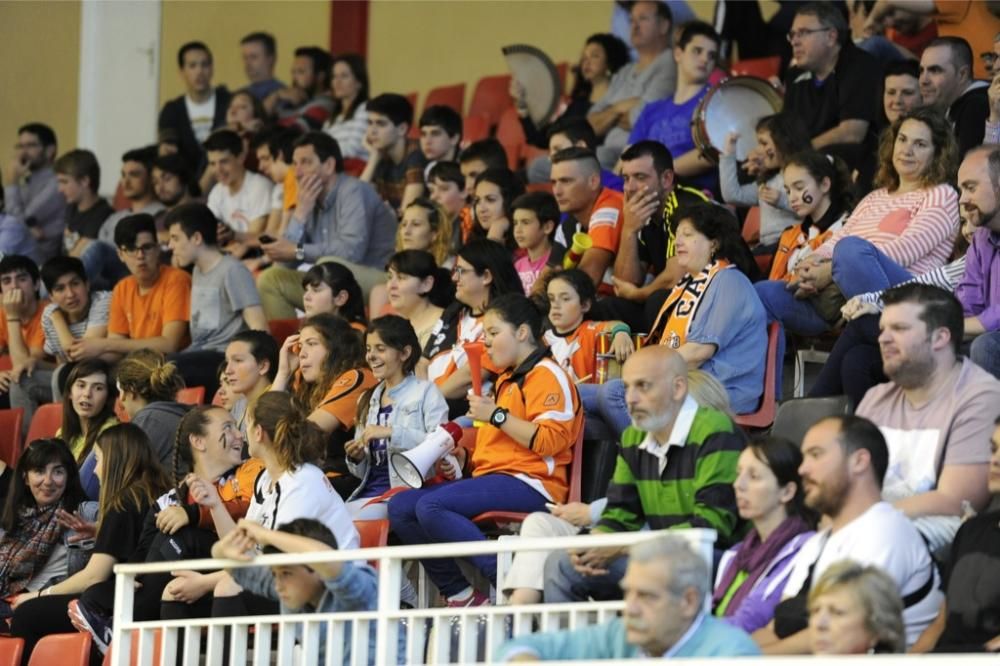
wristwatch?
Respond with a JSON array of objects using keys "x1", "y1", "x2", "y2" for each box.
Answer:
[
  {"x1": 295, "y1": 242, "x2": 305, "y2": 262},
  {"x1": 489, "y1": 407, "x2": 509, "y2": 428}
]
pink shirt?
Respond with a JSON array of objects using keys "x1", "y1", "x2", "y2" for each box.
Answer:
[
  {"x1": 816, "y1": 184, "x2": 959, "y2": 274},
  {"x1": 515, "y1": 249, "x2": 552, "y2": 295}
]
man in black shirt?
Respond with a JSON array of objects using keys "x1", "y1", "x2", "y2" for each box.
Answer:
[
  {"x1": 54, "y1": 149, "x2": 113, "y2": 259},
  {"x1": 920, "y1": 37, "x2": 989, "y2": 156},
  {"x1": 591, "y1": 140, "x2": 708, "y2": 330},
  {"x1": 783, "y1": 2, "x2": 880, "y2": 166}
]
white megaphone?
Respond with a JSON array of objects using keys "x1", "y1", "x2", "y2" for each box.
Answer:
[{"x1": 390, "y1": 422, "x2": 465, "y2": 488}]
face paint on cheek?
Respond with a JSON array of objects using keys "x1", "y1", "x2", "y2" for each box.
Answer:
[{"x1": 802, "y1": 193, "x2": 814, "y2": 204}]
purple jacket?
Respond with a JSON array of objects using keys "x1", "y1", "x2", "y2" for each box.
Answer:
[
  {"x1": 713, "y1": 531, "x2": 814, "y2": 634},
  {"x1": 956, "y1": 228, "x2": 1000, "y2": 331}
]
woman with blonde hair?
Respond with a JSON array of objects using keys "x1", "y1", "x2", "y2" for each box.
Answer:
[
  {"x1": 116, "y1": 349, "x2": 190, "y2": 466},
  {"x1": 10, "y1": 424, "x2": 171, "y2": 659},
  {"x1": 808, "y1": 560, "x2": 905, "y2": 654},
  {"x1": 397, "y1": 197, "x2": 452, "y2": 266}
]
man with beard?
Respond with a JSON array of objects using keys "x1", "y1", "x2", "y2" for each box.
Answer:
[
  {"x1": 267, "y1": 46, "x2": 334, "y2": 132},
  {"x1": 856, "y1": 284, "x2": 1000, "y2": 549},
  {"x1": 956, "y1": 145, "x2": 1000, "y2": 378},
  {"x1": 497, "y1": 535, "x2": 759, "y2": 661},
  {"x1": 756, "y1": 415, "x2": 942, "y2": 654},
  {"x1": 4, "y1": 123, "x2": 65, "y2": 261},
  {"x1": 543, "y1": 346, "x2": 742, "y2": 603},
  {"x1": 152, "y1": 154, "x2": 195, "y2": 213}
]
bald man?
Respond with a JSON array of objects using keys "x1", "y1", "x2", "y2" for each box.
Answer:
[
  {"x1": 550, "y1": 146, "x2": 624, "y2": 293},
  {"x1": 544, "y1": 346, "x2": 744, "y2": 603}
]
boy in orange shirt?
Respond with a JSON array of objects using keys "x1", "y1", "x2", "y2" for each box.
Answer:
[{"x1": 67, "y1": 214, "x2": 190, "y2": 363}]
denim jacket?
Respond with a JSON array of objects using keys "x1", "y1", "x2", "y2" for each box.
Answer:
[
  {"x1": 232, "y1": 561, "x2": 404, "y2": 665},
  {"x1": 346, "y1": 375, "x2": 448, "y2": 499}
]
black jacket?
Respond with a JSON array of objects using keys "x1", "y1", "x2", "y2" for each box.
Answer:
[{"x1": 157, "y1": 86, "x2": 231, "y2": 176}]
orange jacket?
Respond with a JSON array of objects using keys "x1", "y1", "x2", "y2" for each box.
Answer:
[
  {"x1": 471, "y1": 349, "x2": 583, "y2": 502},
  {"x1": 769, "y1": 222, "x2": 838, "y2": 282}
]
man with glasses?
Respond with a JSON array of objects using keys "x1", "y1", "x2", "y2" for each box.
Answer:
[
  {"x1": 3, "y1": 123, "x2": 65, "y2": 261},
  {"x1": 783, "y1": 2, "x2": 881, "y2": 168},
  {"x1": 83, "y1": 147, "x2": 165, "y2": 290},
  {"x1": 66, "y1": 214, "x2": 190, "y2": 363}
]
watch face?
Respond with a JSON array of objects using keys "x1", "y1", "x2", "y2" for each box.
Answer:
[{"x1": 493, "y1": 410, "x2": 507, "y2": 425}]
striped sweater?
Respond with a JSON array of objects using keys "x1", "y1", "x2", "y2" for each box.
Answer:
[
  {"x1": 594, "y1": 403, "x2": 744, "y2": 547},
  {"x1": 815, "y1": 184, "x2": 959, "y2": 274}
]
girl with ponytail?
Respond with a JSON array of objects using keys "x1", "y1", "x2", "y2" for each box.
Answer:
[
  {"x1": 242, "y1": 392, "x2": 358, "y2": 550},
  {"x1": 146, "y1": 407, "x2": 263, "y2": 621},
  {"x1": 116, "y1": 349, "x2": 191, "y2": 466},
  {"x1": 769, "y1": 151, "x2": 855, "y2": 283},
  {"x1": 206, "y1": 392, "x2": 359, "y2": 620}
]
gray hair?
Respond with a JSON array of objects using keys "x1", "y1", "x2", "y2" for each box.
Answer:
[
  {"x1": 808, "y1": 560, "x2": 906, "y2": 654},
  {"x1": 629, "y1": 534, "x2": 710, "y2": 601}
]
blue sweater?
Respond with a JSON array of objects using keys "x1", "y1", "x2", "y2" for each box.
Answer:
[{"x1": 496, "y1": 614, "x2": 760, "y2": 661}]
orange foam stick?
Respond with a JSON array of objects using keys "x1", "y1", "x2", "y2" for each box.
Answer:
[{"x1": 464, "y1": 341, "x2": 485, "y2": 396}]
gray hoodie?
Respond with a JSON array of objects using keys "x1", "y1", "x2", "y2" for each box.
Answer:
[{"x1": 132, "y1": 401, "x2": 192, "y2": 469}]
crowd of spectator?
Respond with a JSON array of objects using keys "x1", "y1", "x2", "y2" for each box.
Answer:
[{"x1": 1, "y1": 1, "x2": 999, "y2": 663}]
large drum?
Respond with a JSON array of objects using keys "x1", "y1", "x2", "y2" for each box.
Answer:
[{"x1": 691, "y1": 76, "x2": 783, "y2": 163}]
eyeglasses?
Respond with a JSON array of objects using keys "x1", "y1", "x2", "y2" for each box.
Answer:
[
  {"x1": 982, "y1": 53, "x2": 999, "y2": 66},
  {"x1": 786, "y1": 27, "x2": 832, "y2": 43},
  {"x1": 452, "y1": 265, "x2": 476, "y2": 279},
  {"x1": 120, "y1": 242, "x2": 158, "y2": 256}
]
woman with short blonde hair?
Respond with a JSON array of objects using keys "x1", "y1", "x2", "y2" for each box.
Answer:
[{"x1": 807, "y1": 560, "x2": 905, "y2": 654}]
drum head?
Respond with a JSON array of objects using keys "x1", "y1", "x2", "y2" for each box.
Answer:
[
  {"x1": 692, "y1": 76, "x2": 783, "y2": 162},
  {"x1": 503, "y1": 44, "x2": 561, "y2": 127}
]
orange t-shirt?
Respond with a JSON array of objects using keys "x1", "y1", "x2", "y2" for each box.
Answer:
[
  {"x1": 195, "y1": 458, "x2": 265, "y2": 530},
  {"x1": 559, "y1": 187, "x2": 624, "y2": 294},
  {"x1": 282, "y1": 169, "x2": 298, "y2": 211},
  {"x1": 317, "y1": 367, "x2": 377, "y2": 427},
  {"x1": 108, "y1": 265, "x2": 192, "y2": 342},
  {"x1": 0, "y1": 299, "x2": 48, "y2": 352},
  {"x1": 471, "y1": 353, "x2": 583, "y2": 503}
]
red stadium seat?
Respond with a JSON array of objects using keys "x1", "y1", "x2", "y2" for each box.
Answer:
[
  {"x1": 730, "y1": 56, "x2": 781, "y2": 80},
  {"x1": 28, "y1": 633, "x2": 91, "y2": 666},
  {"x1": 462, "y1": 114, "x2": 491, "y2": 144},
  {"x1": 473, "y1": 426, "x2": 585, "y2": 533},
  {"x1": 734, "y1": 321, "x2": 780, "y2": 430},
  {"x1": 0, "y1": 408, "x2": 23, "y2": 467},
  {"x1": 0, "y1": 638, "x2": 24, "y2": 666},
  {"x1": 467, "y1": 74, "x2": 513, "y2": 132},
  {"x1": 26, "y1": 402, "x2": 62, "y2": 444},
  {"x1": 422, "y1": 82, "x2": 466, "y2": 116},
  {"x1": 342, "y1": 158, "x2": 367, "y2": 177},
  {"x1": 354, "y1": 519, "x2": 390, "y2": 549},
  {"x1": 268, "y1": 318, "x2": 302, "y2": 347},
  {"x1": 176, "y1": 386, "x2": 205, "y2": 406},
  {"x1": 496, "y1": 106, "x2": 527, "y2": 170}
]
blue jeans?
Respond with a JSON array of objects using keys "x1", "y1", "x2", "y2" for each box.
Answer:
[
  {"x1": 971, "y1": 331, "x2": 1000, "y2": 380},
  {"x1": 832, "y1": 236, "x2": 913, "y2": 299},
  {"x1": 754, "y1": 279, "x2": 831, "y2": 397},
  {"x1": 387, "y1": 474, "x2": 546, "y2": 597},
  {"x1": 578, "y1": 381, "x2": 631, "y2": 442},
  {"x1": 543, "y1": 549, "x2": 630, "y2": 603}
]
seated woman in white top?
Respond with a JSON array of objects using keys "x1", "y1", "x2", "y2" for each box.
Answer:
[{"x1": 323, "y1": 54, "x2": 369, "y2": 160}]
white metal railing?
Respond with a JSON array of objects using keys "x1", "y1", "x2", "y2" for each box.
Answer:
[
  {"x1": 108, "y1": 528, "x2": 997, "y2": 666},
  {"x1": 111, "y1": 529, "x2": 714, "y2": 665}
]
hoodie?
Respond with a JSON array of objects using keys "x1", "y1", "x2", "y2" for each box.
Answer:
[{"x1": 132, "y1": 401, "x2": 192, "y2": 469}]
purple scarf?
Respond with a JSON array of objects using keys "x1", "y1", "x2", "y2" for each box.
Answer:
[{"x1": 712, "y1": 515, "x2": 811, "y2": 615}]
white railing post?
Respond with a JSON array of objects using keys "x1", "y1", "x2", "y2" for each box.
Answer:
[
  {"x1": 110, "y1": 569, "x2": 134, "y2": 666},
  {"x1": 374, "y1": 550, "x2": 402, "y2": 665}
]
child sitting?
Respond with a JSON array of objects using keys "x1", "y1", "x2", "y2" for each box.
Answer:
[
  {"x1": 543, "y1": 269, "x2": 634, "y2": 384},
  {"x1": 212, "y1": 518, "x2": 397, "y2": 665},
  {"x1": 512, "y1": 191, "x2": 564, "y2": 297}
]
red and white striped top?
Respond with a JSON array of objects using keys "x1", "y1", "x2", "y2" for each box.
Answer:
[{"x1": 816, "y1": 184, "x2": 959, "y2": 274}]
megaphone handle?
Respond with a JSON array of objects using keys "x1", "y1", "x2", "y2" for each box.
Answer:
[{"x1": 444, "y1": 454, "x2": 463, "y2": 480}]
